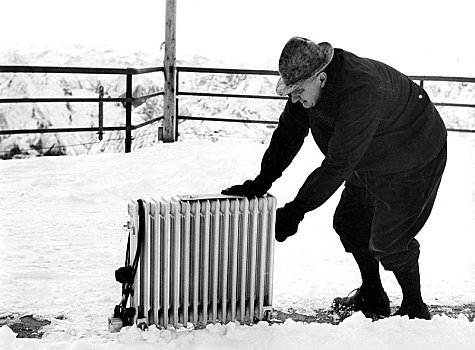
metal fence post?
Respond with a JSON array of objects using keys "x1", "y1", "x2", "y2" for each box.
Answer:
[
  {"x1": 176, "y1": 69, "x2": 179, "y2": 140},
  {"x1": 98, "y1": 86, "x2": 104, "y2": 141},
  {"x1": 125, "y1": 72, "x2": 133, "y2": 152}
]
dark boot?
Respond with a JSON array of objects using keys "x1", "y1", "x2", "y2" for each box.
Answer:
[
  {"x1": 393, "y1": 262, "x2": 431, "y2": 320},
  {"x1": 333, "y1": 286, "x2": 390, "y2": 319},
  {"x1": 333, "y1": 253, "x2": 390, "y2": 319}
]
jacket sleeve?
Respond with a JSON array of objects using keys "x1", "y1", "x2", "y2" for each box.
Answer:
[
  {"x1": 291, "y1": 88, "x2": 381, "y2": 213},
  {"x1": 255, "y1": 98, "x2": 310, "y2": 186}
]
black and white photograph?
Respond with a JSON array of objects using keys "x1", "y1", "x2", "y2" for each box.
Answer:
[{"x1": 0, "y1": 0, "x2": 474, "y2": 348}]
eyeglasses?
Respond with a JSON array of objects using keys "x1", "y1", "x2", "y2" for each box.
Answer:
[{"x1": 289, "y1": 88, "x2": 304, "y2": 98}]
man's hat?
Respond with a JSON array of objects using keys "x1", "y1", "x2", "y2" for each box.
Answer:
[{"x1": 276, "y1": 37, "x2": 334, "y2": 96}]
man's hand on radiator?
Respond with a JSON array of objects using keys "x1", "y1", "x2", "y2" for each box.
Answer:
[{"x1": 221, "y1": 178, "x2": 269, "y2": 198}]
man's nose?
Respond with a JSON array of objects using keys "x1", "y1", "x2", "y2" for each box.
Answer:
[{"x1": 291, "y1": 94, "x2": 299, "y2": 103}]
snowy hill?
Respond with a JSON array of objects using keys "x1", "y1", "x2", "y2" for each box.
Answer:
[
  {"x1": 0, "y1": 46, "x2": 163, "y2": 158},
  {"x1": 0, "y1": 133, "x2": 474, "y2": 349},
  {"x1": 0, "y1": 46, "x2": 286, "y2": 158}
]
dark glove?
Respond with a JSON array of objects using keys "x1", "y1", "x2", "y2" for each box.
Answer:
[
  {"x1": 275, "y1": 202, "x2": 305, "y2": 242},
  {"x1": 221, "y1": 177, "x2": 270, "y2": 198}
]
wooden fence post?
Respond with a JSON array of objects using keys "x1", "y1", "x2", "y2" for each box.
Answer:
[{"x1": 164, "y1": 0, "x2": 177, "y2": 142}]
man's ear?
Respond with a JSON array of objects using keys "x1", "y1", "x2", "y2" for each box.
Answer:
[{"x1": 319, "y1": 72, "x2": 327, "y2": 88}]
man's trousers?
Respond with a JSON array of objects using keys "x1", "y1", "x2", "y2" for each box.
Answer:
[{"x1": 333, "y1": 142, "x2": 447, "y2": 272}]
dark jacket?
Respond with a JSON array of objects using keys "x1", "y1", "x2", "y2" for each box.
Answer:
[{"x1": 258, "y1": 48, "x2": 447, "y2": 214}]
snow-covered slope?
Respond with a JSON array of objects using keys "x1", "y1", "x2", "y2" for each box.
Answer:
[
  {"x1": 0, "y1": 46, "x2": 287, "y2": 158},
  {"x1": 0, "y1": 132, "x2": 474, "y2": 349},
  {"x1": 0, "y1": 46, "x2": 164, "y2": 157}
]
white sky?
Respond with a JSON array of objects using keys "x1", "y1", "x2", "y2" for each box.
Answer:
[{"x1": 1, "y1": 0, "x2": 474, "y2": 75}]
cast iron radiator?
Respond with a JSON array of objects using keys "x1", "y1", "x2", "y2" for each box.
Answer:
[{"x1": 127, "y1": 194, "x2": 277, "y2": 328}]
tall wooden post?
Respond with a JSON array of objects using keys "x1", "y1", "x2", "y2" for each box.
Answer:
[{"x1": 164, "y1": 0, "x2": 177, "y2": 142}]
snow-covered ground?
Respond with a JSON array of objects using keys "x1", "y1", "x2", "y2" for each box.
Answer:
[{"x1": 0, "y1": 132, "x2": 474, "y2": 349}]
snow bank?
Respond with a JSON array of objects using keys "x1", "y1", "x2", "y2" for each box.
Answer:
[
  {"x1": 1, "y1": 313, "x2": 474, "y2": 349},
  {"x1": 0, "y1": 133, "x2": 474, "y2": 349}
]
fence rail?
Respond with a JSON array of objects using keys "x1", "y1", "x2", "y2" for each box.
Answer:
[
  {"x1": 0, "y1": 65, "x2": 474, "y2": 156},
  {"x1": 176, "y1": 67, "x2": 475, "y2": 109},
  {"x1": 0, "y1": 65, "x2": 164, "y2": 75},
  {"x1": 176, "y1": 67, "x2": 475, "y2": 133},
  {"x1": 0, "y1": 66, "x2": 164, "y2": 153}
]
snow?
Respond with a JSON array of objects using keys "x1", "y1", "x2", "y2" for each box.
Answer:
[{"x1": 0, "y1": 132, "x2": 474, "y2": 349}]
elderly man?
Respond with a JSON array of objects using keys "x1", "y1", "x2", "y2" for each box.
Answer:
[{"x1": 222, "y1": 37, "x2": 447, "y2": 320}]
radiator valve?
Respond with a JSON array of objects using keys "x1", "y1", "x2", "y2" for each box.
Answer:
[{"x1": 123, "y1": 221, "x2": 132, "y2": 231}]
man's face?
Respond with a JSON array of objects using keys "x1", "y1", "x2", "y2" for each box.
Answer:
[{"x1": 290, "y1": 73, "x2": 325, "y2": 108}]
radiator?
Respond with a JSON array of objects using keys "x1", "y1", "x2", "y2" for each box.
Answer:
[{"x1": 126, "y1": 194, "x2": 277, "y2": 328}]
